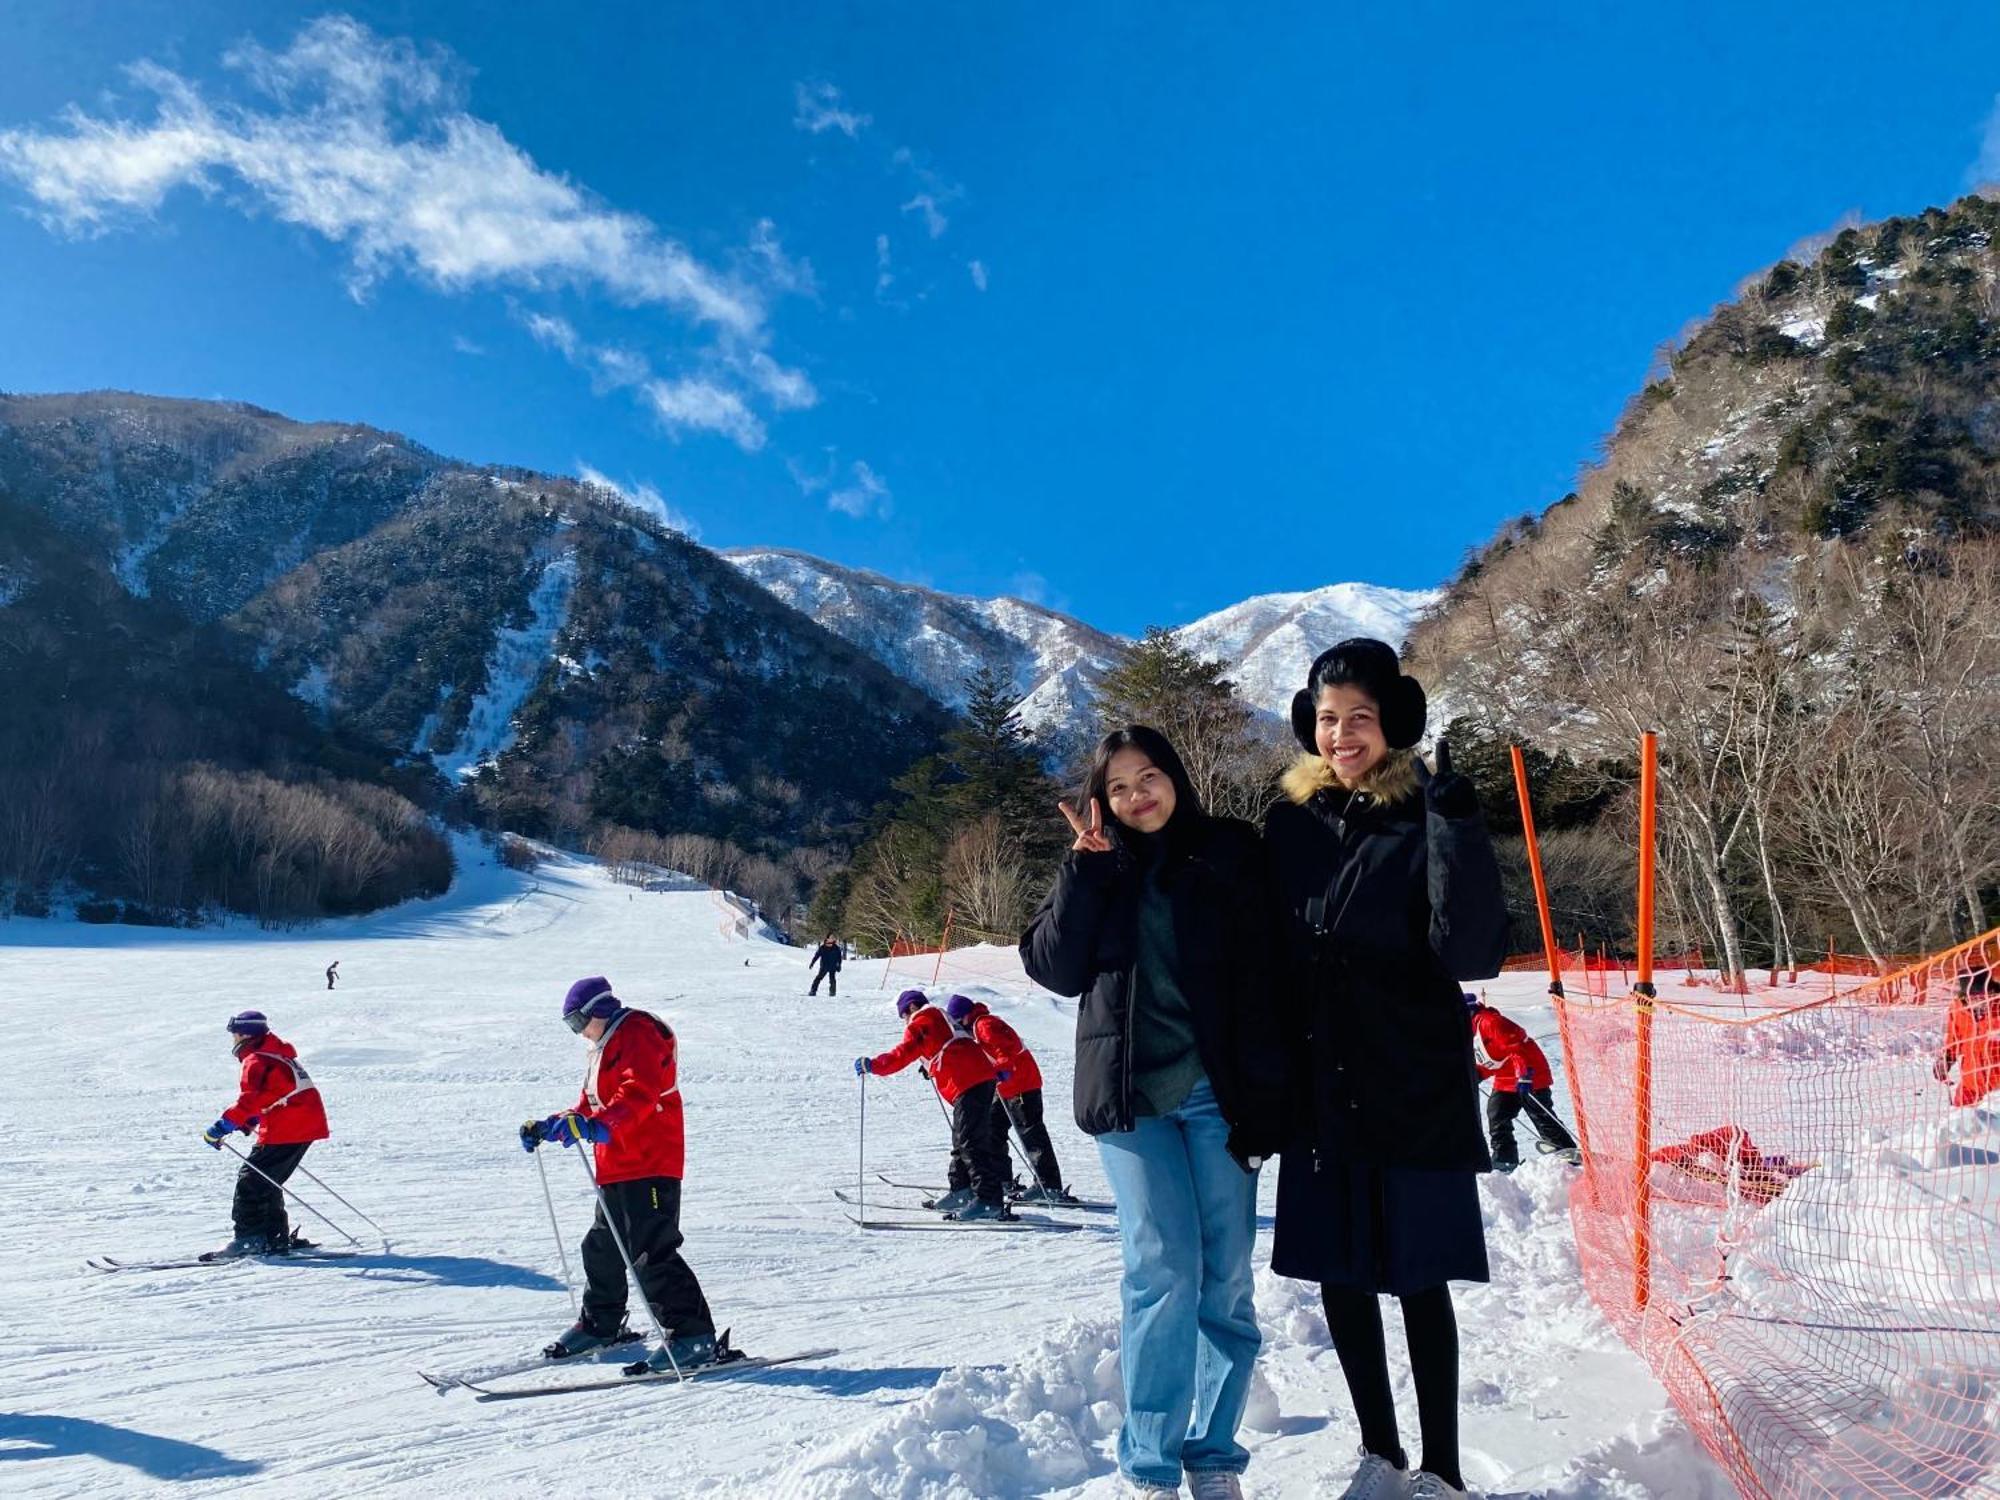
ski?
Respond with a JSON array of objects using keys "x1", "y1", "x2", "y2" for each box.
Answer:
[
  {"x1": 844, "y1": 1212, "x2": 1084, "y2": 1233},
  {"x1": 467, "y1": 1346, "x2": 839, "y2": 1400},
  {"x1": 419, "y1": 1330, "x2": 648, "y2": 1391},
  {"x1": 873, "y1": 1172, "x2": 1109, "y2": 1212},
  {"x1": 831, "y1": 1188, "x2": 939, "y2": 1215},
  {"x1": 86, "y1": 1249, "x2": 362, "y2": 1273}
]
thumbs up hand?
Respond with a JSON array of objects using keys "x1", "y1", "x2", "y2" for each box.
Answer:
[{"x1": 1423, "y1": 739, "x2": 1480, "y2": 819}]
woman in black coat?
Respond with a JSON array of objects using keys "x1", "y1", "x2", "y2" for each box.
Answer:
[
  {"x1": 1263, "y1": 639, "x2": 1508, "y2": 1500},
  {"x1": 1021, "y1": 726, "x2": 1287, "y2": 1500}
]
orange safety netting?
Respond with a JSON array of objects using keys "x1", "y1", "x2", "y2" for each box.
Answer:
[{"x1": 1558, "y1": 927, "x2": 2000, "y2": 1498}]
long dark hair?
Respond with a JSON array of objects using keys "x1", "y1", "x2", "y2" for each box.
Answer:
[{"x1": 1081, "y1": 725, "x2": 1203, "y2": 846}]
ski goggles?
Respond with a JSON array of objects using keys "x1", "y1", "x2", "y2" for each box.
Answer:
[{"x1": 563, "y1": 1000, "x2": 617, "y2": 1034}]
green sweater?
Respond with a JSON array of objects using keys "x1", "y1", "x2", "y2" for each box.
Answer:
[{"x1": 1130, "y1": 861, "x2": 1205, "y2": 1116}]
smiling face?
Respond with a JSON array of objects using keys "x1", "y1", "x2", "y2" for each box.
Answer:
[
  {"x1": 1104, "y1": 745, "x2": 1177, "y2": 834},
  {"x1": 1314, "y1": 682, "x2": 1388, "y2": 788}
]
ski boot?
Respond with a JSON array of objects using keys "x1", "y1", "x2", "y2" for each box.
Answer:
[
  {"x1": 543, "y1": 1318, "x2": 636, "y2": 1360},
  {"x1": 644, "y1": 1328, "x2": 723, "y2": 1374},
  {"x1": 200, "y1": 1232, "x2": 279, "y2": 1262},
  {"x1": 925, "y1": 1186, "x2": 975, "y2": 1213},
  {"x1": 284, "y1": 1228, "x2": 318, "y2": 1252},
  {"x1": 946, "y1": 1199, "x2": 1017, "y2": 1223},
  {"x1": 1013, "y1": 1183, "x2": 1079, "y2": 1206}
]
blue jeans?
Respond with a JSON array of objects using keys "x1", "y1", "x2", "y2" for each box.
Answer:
[{"x1": 1096, "y1": 1076, "x2": 1262, "y2": 1486}]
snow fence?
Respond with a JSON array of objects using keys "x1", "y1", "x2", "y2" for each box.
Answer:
[{"x1": 1561, "y1": 926, "x2": 2000, "y2": 1498}]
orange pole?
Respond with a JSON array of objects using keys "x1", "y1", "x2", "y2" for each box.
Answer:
[
  {"x1": 931, "y1": 909, "x2": 954, "y2": 986},
  {"x1": 1512, "y1": 745, "x2": 1594, "y2": 1180},
  {"x1": 1634, "y1": 730, "x2": 1658, "y2": 1312}
]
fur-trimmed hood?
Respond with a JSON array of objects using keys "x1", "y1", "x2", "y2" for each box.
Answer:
[{"x1": 1279, "y1": 748, "x2": 1421, "y2": 808}]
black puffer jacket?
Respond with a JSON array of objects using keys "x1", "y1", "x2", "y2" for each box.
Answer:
[
  {"x1": 1264, "y1": 750, "x2": 1508, "y2": 1172},
  {"x1": 811, "y1": 941, "x2": 843, "y2": 974},
  {"x1": 1020, "y1": 813, "x2": 1288, "y2": 1144}
]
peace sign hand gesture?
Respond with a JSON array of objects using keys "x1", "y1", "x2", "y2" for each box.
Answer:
[{"x1": 1059, "y1": 797, "x2": 1113, "y2": 854}]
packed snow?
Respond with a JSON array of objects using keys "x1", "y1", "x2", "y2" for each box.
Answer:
[
  {"x1": 0, "y1": 844, "x2": 1734, "y2": 1498},
  {"x1": 434, "y1": 547, "x2": 578, "y2": 781}
]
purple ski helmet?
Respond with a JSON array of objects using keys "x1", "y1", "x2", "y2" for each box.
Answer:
[
  {"x1": 944, "y1": 995, "x2": 977, "y2": 1024},
  {"x1": 225, "y1": 1010, "x2": 269, "y2": 1037},
  {"x1": 894, "y1": 988, "x2": 928, "y2": 1018},
  {"x1": 562, "y1": 976, "x2": 621, "y2": 1034}
]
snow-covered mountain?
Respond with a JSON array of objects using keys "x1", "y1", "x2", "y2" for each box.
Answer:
[
  {"x1": 727, "y1": 548, "x2": 1437, "y2": 749},
  {"x1": 724, "y1": 548, "x2": 1125, "y2": 759},
  {"x1": 1173, "y1": 582, "x2": 1439, "y2": 717}
]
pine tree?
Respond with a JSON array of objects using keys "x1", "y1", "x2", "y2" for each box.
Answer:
[{"x1": 943, "y1": 664, "x2": 1060, "y2": 859}]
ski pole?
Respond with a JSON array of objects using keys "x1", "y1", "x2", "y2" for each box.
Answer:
[
  {"x1": 534, "y1": 1145, "x2": 580, "y2": 1316},
  {"x1": 565, "y1": 1120, "x2": 684, "y2": 1381},
  {"x1": 277, "y1": 1154, "x2": 393, "y2": 1251},
  {"x1": 217, "y1": 1141, "x2": 363, "y2": 1249},
  {"x1": 857, "y1": 1069, "x2": 868, "y2": 1232}
]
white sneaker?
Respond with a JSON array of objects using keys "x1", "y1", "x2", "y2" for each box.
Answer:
[
  {"x1": 1337, "y1": 1451, "x2": 1408, "y2": 1499},
  {"x1": 1187, "y1": 1473, "x2": 1244, "y2": 1500},
  {"x1": 1406, "y1": 1474, "x2": 1467, "y2": 1500}
]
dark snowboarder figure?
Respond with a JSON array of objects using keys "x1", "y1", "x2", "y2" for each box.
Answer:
[
  {"x1": 856, "y1": 989, "x2": 1012, "y2": 1220},
  {"x1": 1466, "y1": 993, "x2": 1578, "y2": 1170},
  {"x1": 520, "y1": 977, "x2": 720, "y2": 1373},
  {"x1": 943, "y1": 993, "x2": 1073, "y2": 1202},
  {"x1": 325, "y1": 959, "x2": 339, "y2": 991},
  {"x1": 808, "y1": 936, "x2": 843, "y2": 997},
  {"x1": 202, "y1": 1011, "x2": 330, "y2": 1257}
]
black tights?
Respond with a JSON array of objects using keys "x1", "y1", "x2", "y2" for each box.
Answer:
[{"x1": 1321, "y1": 1283, "x2": 1461, "y2": 1490}]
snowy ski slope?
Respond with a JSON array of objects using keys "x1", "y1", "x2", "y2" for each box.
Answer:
[{"x1": 0, "y1": 844, "x2": 1731, "y2": 1498}]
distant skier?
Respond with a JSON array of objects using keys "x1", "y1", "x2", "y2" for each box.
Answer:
[
  {"x1": 520, "y1": 977, "x2": 720, "y2": 1371},
  {"x1": 1465, "y1": 994, "x2": 1578, "y2": 1170},
  {"x1": 201, "y1": 1011, "x2": 330, "y2": 1258},
  {"x1": 808, "y1": 935, "x2": 843, "y2": 997},
  {"x1": 855, "y1": 989, "x2": 1012, "y2": 1220},
  {"x1": 1935, "y1": 970, "x2": 1999, "y2": 1108},
  {"x1": 325, "y1": 959, "x2": 339, "y2": 991},
  {"x1": 944, "y1": 994, "x2": 1073, "y2": 1203}
]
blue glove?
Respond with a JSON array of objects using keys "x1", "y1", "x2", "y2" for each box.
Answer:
[
  {"x1": 995, "y1": 1069, "x2": 1012, "y2": 1083},
  {"x1": 202, "y1": 1117, "x2": 237, "y2": 1149},
  {"x1": 555, "y1": 1111, "x2": 610, "y2": 1146},
  {"x1": 519, "y1": 1115, "x2": 558, "y2": 1153},
  {"x1": 1514, "y1": 1078, "x2": 1533, "y2": 1095},
  {"x1": 854, "y1": 1057, "x2": 873, "y2": 1076}
]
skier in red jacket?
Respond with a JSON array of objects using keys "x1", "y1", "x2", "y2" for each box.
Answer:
[
  {"x1": 201, "y1": 1011, "x2": 330, "y2": 1258},
  {"x1": 857, "y1": 989, "x2": 1013, "y2": 1220},
  {"x1": 1466, "y1": 994, "x2": 1577, "y2": 1171},
  {"x1": 1936, "y1": 973, "x2": 2000, "y2": 1109},
  {"x1": 944, "y1": 994, "x2": 1073, "y2": 1203},
  {"x1": 520, "y1": 977, "x2": 718, "y2": 1371}
]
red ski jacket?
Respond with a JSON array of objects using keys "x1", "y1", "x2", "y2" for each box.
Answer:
[
  {"x1": 869, "y1": 1005, "x2": 997, "y2": 1103},
  {"x1": 1943, "y1": 997, "x2": 2000, "y2": 1108},
  {"x1": 959, "y1": 1002, "x2": 1042, "y2": 1099},
  {"x1": 223, "y1": 1033, "x2": 329, "y2": 1146},
  {"x1": 1469, "y1": 1006, "x2": 1553, "y2": 1092},
  {"x1": 575, "y1": 1009, "x2": 685, "y2": 1184}
]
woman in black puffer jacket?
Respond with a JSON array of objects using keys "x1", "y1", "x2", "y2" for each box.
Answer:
[
  {"x1": 1021, "y1": 725, "x2": 1286, "y2": 1499},
  {"x1": 1264, "y1": 639, "x2": 1508, "y2": 1500}
]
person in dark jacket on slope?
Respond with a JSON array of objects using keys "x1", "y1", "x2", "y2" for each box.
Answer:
[
  {"x1": 809, "y1": 935, "x2": 844, "y2": 996},
  {"x1": 857, "y1": 989, "x2": 1012, "y2": 1219},
  {"x1": 1021, "y1": 725, "x2": 1288, "y2": 1500},
  {"x1": 520, "y1": 977, "x2": 719, "y2": 1372},
  {"x1": 203, "y1": 1010, "x2": 331, "y2": 1258},
  {"x1": 1264, "y1": 639, "x2": 1509, "y2": 1500},
  {"x1": 944, "y1": 993, "x2": 1072, "y2": 1202}
]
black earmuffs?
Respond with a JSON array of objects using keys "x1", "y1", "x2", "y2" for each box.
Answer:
[{"x1": 1291, "y1": 641, "x2": 1427, "y2": 753}]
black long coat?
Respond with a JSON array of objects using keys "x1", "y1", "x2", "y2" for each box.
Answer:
[
  {"x1": 1264, "y1": 752, "x2": 1509, "y2": 1173},
  {"x1": 1019, "y1": 813, "x2": 1289, "y2": 1145}
]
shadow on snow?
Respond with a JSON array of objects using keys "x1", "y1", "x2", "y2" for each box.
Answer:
[{"x1": 0, "y1": 1413, "x2": 262, "y2": 1481}]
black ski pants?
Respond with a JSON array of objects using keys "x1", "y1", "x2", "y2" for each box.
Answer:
[
  {"x1": 944, "y1": 1079, "x2": 1010, "y2": 1204},
  {"x1": 991, "y1": 1087, "x2": 1064, "y2": 1191},
  {"x1": 1485, "y1": 1086, "x2": 1576, "y2": 1168},
  {"x1": 232, "y1": 1142, "x2": 310, "y2": 1240},
  {"x1": 809, "y1": 968, "x2": 837, "y2": 996},
  {"x1": 580, "y1": 1175, "x2": 715, "y2": 1341}
]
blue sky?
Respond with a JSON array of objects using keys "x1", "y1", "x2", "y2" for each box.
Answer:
[{"x1": 4, "y1": 4, "x2": 2000, "y2": 634}]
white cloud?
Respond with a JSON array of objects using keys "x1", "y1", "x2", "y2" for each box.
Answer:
[
  {"x1": 643, "y1": 377, "x2": 766, "y2": 451},
  {"x1": 875, "y1": 233, "x2": 894, "y2": 295},
  {"x1": 452, "y1": 333, "x2": 485, "y2": 355},
  {"x1": 968, "y1": 259, "x2": 988, "y2": 292},
  {"x1": 521, "y1": 310, "x2": 581, "y2": 359},
  {"x1": 825, "y1": 459, "x2": 890, "y2": 519},
  {"x1": 577, "y1": 464, "x2": 697, "y2": 536},
  {"x1": 748, "y1": 217, "x2": 817, "y2": 298},
  {"x1": 901, "y1": 192, "x2": 947, "y2": 239},
  {"x1": 793, "y1": 81, "x2": 870, "y2": 138},
  {"x1": 0, "y1": 16, "x2": 762, "y2": 335}
]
